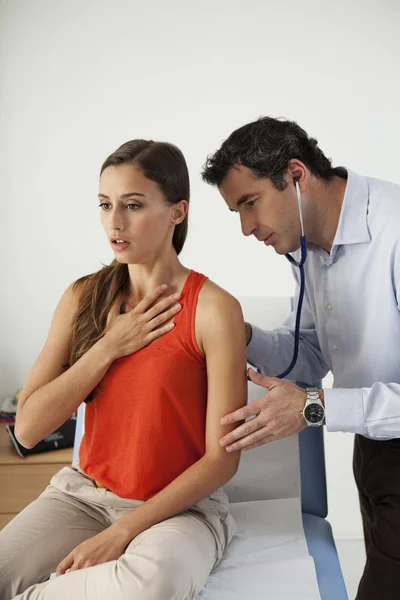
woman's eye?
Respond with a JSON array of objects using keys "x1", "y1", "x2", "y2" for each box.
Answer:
[{"x1": 98, "y1": 203, "x2": 141, "y2": 210}]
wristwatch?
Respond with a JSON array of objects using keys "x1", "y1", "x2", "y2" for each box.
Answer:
[{"x1": 302, "y1": 388, "x2": 325, "y2": 427}]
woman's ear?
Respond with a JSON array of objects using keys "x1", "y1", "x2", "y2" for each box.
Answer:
[{"x1": 171, "y1": 200, "x2": 189, "y2": 225}]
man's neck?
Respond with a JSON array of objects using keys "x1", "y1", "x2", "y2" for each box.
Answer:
[{"x1": 306, "y1": 174, "x2": 348, "y2": 254}]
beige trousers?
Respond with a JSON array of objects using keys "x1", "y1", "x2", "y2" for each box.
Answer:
[{"x1": 0, "y1": 463, "x2": 236, "y2": 600}]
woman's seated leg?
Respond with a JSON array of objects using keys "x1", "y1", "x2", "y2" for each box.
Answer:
[
  {"x1": 0, "y1": 476, "x2": 108, "y2": 600},
  {"x1": 10, "y1": 496, "x2": 235, "y2": 600}
]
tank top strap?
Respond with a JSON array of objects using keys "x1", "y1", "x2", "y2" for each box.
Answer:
[{"x1": 176, "y1": 270, "x2": 208, "y2": 358}]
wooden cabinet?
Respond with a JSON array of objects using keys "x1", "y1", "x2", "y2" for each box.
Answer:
[{"x1": 0, "y1": 425, "x2": 73, "y2": 529}]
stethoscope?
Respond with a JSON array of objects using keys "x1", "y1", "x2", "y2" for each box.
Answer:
[
  {"x1": 249, "y1": 178, "x2": 307, "y2": 380},
  {"x1": 275, "y1": 178, "x2": 307, "y2": 379}
]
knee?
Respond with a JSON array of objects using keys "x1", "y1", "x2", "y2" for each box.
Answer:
[
  {"x1": 116, "y1": 556, "x2": 198, "y2": 600},
  {"x1": 138, "y1": 574, "x2": 194, "y2": 600}
]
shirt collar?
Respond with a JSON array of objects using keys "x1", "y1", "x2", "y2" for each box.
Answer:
[{"x1": 331, "y1": 169, "x2": 371, "y2": 247}]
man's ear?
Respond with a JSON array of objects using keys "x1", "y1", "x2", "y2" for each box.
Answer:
[
  {"x1": 171, "y1": 200, "x2": 189, "y2": 225},
  {"x1": 287, "y1": 159, "x2": 308, "y2": 191}
]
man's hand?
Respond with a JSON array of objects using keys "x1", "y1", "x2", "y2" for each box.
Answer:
[
  {"x1": 56, "y1": 525, "x2": 130, "y2": 576},
  {"x1": 220, "y1": 368, "x2": 307, "y2": 451}
]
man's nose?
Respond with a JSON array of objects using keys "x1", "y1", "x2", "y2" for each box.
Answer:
[{"x1": 240, "y1": 216, "x2": 257, "y2": 237}]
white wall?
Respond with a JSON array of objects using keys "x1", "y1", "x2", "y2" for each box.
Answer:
[{"x1": 1, "y1": 0, "x2": 399, "y2": 540}]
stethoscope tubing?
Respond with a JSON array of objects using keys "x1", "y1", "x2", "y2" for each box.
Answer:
[{"x1": 248, "y1": 179, "x2": 307, "y2": 381}]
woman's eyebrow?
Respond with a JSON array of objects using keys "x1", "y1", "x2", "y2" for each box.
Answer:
[{"x1": 98, "y1": 192, "x2": 146, "y2": 199}]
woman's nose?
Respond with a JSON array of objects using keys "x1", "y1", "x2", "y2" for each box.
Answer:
[{"x1": 108, "y1": 208, "x2": 125, "y2": 231}]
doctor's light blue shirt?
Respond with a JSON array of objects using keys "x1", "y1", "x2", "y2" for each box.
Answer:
[{"x1": 247, "y1": 169, "x2": 400, "y2": 440}]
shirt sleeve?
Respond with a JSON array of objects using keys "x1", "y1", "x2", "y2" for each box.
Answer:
[
  {"x1": 325, "y1": 383, "x2": 400, "y2": 439},
  {"x1": 247, "y1": 265, "x2": 330, "y2": 384},
  {"x1": 326, "y1": 243, "x2": 400, "y2": 439}
]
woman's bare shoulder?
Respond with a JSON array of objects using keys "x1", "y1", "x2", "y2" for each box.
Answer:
[
  {"x1": 195, "y1": 279, "x2": 244, "y2": 352},
  {"x1": 61, "y1": 275, "x2": 91, "y2": 308},
  {"x1": 198, "y1": 278, "x2": 242, "y2": 314},
  {"x1": 54, "y1": 273, "x2": 96, "y2": 324}
]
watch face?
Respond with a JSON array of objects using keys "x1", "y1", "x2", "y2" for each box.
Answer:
[{"x1": 304, "y1": 403, "x2": 325, "y2": 424}]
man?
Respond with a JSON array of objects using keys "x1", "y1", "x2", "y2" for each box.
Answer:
[{"x1": 202, "y1": 116, "x2": 400, "y2": 600}]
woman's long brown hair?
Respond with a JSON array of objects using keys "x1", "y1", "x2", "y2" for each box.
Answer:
[{"x1": 67, "y1": 140, "x2": 190, "y2": 401}]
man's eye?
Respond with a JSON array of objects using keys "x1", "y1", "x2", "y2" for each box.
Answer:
[{"x1": 246, "y1": 199, "x2": 257, "y2": 208}]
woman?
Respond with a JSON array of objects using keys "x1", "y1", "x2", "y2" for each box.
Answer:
[{"x1": 0, "y1": 140, "x2": 247, "y2": 600}]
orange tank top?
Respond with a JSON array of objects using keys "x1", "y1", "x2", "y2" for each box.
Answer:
[{"x1": 79, "y1": 270, "x2": 208, "y2": 500}]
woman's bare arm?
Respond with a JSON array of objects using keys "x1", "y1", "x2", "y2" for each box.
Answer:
[{"x1": 15, "y1": 283, "x2": 114, "y2": 448}]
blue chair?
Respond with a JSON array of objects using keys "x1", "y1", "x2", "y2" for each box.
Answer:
[
  {"x1": 299, "y1": 426, "x2": 348, "y2": 599},
  {"x1": 72, "y1": 405, "x2": 83, "y2": 464},
  {"x1": 291, "y1": 286, "x2": 347, "y2": 598}
]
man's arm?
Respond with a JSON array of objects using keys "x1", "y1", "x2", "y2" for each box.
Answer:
[
  {"x1": 245, "y1": 322, "x2": 253, "y2": 345},
  {"x1": 325, "y1": 383, "x2": 400, "y2": 440},
  {"x1": 246, "y1": 265, "x2": 330, "y2": 384},
  {"x1": 325, "y1": 242, "x2": 400, "y2": 439}
]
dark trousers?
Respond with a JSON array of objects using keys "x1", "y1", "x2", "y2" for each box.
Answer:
[{"x1": 353, "y1": 434, "x2": 400, "y2": 600}]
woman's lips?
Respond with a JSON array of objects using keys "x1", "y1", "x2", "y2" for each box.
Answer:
[{"x1": 111, "y1": 241, "x2": 130, "y2": 252}]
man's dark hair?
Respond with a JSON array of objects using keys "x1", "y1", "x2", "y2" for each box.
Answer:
[{"x1": 202, "y1": 116, "x2": 344, "y2": 191}]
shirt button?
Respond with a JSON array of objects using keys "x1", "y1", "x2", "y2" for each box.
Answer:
[
  {"x1": 327, "y1": 303, "x2": 332, "y2": 310},
  {"x1": 333, "y1": 344, "x2": 338, "y2": 351}
]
